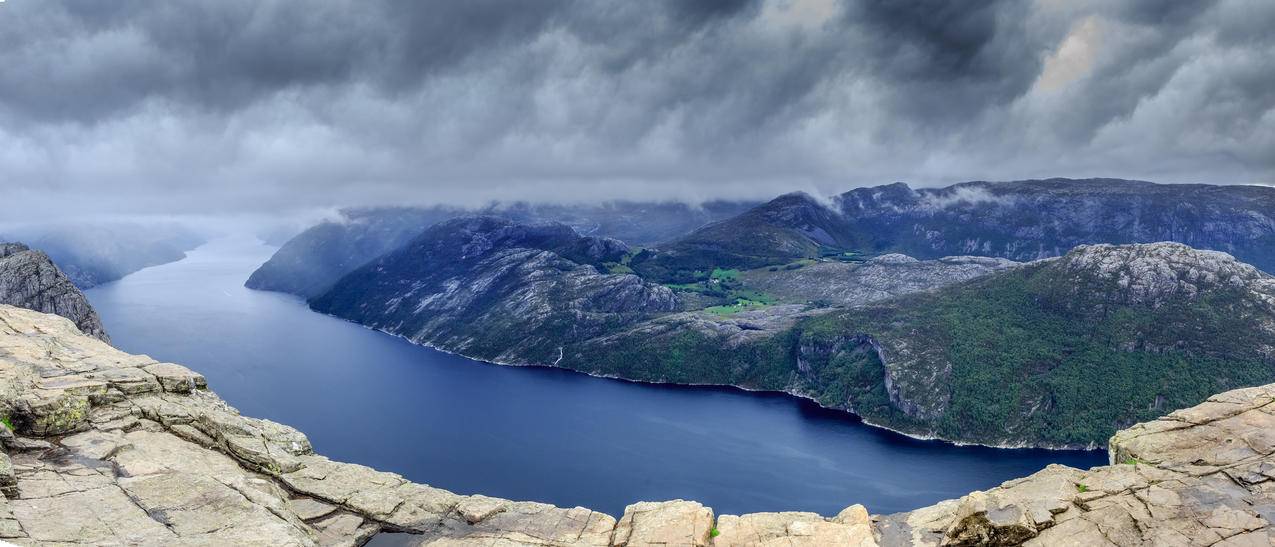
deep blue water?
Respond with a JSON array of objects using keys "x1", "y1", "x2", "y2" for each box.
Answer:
[{"x1": 85, "y1": 236, "x2": 1106, "y2": 517}]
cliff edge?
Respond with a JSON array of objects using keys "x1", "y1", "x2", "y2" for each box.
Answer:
[
  {"x1": 0, "y1": 243, "x2": 109, "y2": 343},
  {"x1": 0, "y1": 304, "x2": 1271, "y2": 545}
]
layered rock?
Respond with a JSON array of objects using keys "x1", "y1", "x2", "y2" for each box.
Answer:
[
  {"x1": 0, "y1": 243, "x2": 109, "y2": 342},
  {"x1": 3, "y1": 303, "x2": 1275, "y2": 545},
  {"x1": 876, "y1": 384, "x2": 1275, "y2": 546}
]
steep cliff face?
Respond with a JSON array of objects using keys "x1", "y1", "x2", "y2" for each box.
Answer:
[
  {"x1": 559, "y1": 254, "x2": 1019, "y2": 388},
  {"x1": 793, "y1": 242, "x2": 1275, "y2": 447},
  {"x1": 307, "y1": 218, "x2": 1018, "y2": 391},
  {"x1": 309, "y1": 224, "x2": 1275, "y2": 448},
  {"x1": 0, "y1": 243, "x2": 109, "y2": 342},
  {"x1": 560, "y1": 243, "x2": 1275, "y2": 448},
  {"x1": 1, "y1": 304, "x2": 1272, "y2": 546},
  {"x1": 309, "y1": 217, "x2": 680, "y2": 364}
]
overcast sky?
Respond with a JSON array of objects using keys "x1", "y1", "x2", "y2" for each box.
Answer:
[{"x1": 1, "y1": 0, "x2": 1273, "y2": 220}]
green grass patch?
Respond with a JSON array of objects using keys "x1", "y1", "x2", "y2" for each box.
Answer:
[
  {"x1": 710, "y1": 527, "x2": 721, "y2": 538},
  {"x1": 1, "y1": 416, "x2": 12, "y2": 431},
  {"x1": 710, "y1": 268, "x2": 740, "y2": 282},
  {"x1": 1076, "y1": 483, "x2": 1088, "y2": 493},
  {"x1": 731, "y1": 289, "x2": 774, "y2": 305},
  {"x1": 663, "y1": 282, "x2": 711, "y2": 293},
  {"x1": 603, "y1": 262, "x2": 635, "y2": 275},
  {"x1": 704, "y1": 296, "x2": 773, "y2": 316}
]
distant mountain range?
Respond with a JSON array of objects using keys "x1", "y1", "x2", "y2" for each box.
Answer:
[
  {"x1": 250, "y1": 178, "x2": 1275, "y2": 447},
  {"x1": 633, "y1": 178, "x2": 1275, "y2": 281},
  {"x1": 1, "y1": 222, "x2": 206, "y2": 288},
  {"x1": 246, "y1": 201, "x2": 755, "y2": 298}
]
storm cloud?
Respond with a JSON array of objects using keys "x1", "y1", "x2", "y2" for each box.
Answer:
[{"x1": 1, "y1": 0, "x2": 1272, "y2": 219}]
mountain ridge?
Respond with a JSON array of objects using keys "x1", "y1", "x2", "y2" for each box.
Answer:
[
  {"x1": 247, "y1": 201, "x2": 757, "y2": 299},
  {"x1": 631, "y1": 178, "x2": 1275, "y2": 281},
  {"x1": 308, "y1": 216, "x2": 680, "y2": 365},
  {"x1": 304, "y1": 208, "x2": 1275, "y2": 448}
]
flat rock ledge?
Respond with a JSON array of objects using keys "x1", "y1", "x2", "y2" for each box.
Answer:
[{"x1": 0, "y1": 305, "x2": 1273, "y2": 546}]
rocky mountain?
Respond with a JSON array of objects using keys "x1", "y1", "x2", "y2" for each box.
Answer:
[
  {"x1": 1, "y1": 303, "x2": 1272, "y2": 545},
  {"x1": 246, "y1": 207, "x2": 463, "y2": 298},
  {"x1": 840, "y1": 178, "x2": 1275, "y2": 270},
  {"x1": 309, "y1": 217, "x2": 681, "y2": 364},
  {"x1": 248, "y1": 201, "x2": 755, "y2": 299},
  {"x1": 493, "y1": 199, "x2": 758, "y2": 246},
  {"x1": 583, "y1": 243, "x2": 1275, "y2": 448},
  {"x1": 631, "y1": 192, "x2": 855, "y2": 281},
  {"x1": 0, "y1": 243, "x2": 108, "y2": 342},
  {"x1": 739, "y1": 254, "x2": 1019, "y2": 306},
  {"x1": 307, "y1": 216, "x2": 1019, "y2": 372},
  {"x1": 634, "y1": 179, "x2": 1275, "y2": 281},
  {"x1": 1, "y1": 222, "x2": 205, "y2": 288},
  {"x1": 303, "y1": 206, "x2": 1275, "y2": 448}
]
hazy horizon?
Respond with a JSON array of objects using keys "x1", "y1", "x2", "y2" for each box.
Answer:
[{"x1": 2, "y1": 0, "x2": 1273, "y2": 222}]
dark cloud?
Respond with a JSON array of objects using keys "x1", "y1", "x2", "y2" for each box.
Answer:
[{"x1": 0, "y1": 0, "x2": 1271, "y2": 220}]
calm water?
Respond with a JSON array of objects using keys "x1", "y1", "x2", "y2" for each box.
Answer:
[{"x1": 86, "y1": 236, "x2": 1105, "y2": 517}]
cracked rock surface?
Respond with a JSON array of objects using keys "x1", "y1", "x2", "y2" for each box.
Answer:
[{"x1": 2, "y1": 303, "x2": 1275, "y2": 545}]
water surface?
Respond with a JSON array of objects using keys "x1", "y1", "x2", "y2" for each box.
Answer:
[{"x1": 86, "y1": 236, "x2": 1106, "y2": 517}]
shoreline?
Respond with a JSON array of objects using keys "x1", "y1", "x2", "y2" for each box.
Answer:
[{"x1": 304, "y1": 302, "x2": 1104, "y2": 453}]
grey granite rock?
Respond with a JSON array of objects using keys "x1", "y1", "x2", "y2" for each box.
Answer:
[
  {"x1": 0, "y1": 242, "x2": 109, "y2": 342},
  {"x1": 740, "y1": 254, "x2": 1020, "y2": 306}
]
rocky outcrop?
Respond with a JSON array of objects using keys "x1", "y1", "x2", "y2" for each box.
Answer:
[
  {"x1": 0, "y1": 243, "x2": 108, "y2": 342},
  {"x1": 876, "y1": 384, "x2": 1275, "y2": 546},
  {"x1": 2, "y1": 303, "x2": 1274, "y2": 545},
  {"x1": 740, "y1": 254, "x2": 1020, "y2": 306},
  {"x1": 1052, "y1": 242, "x2": 1275, "y2": 308}
]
